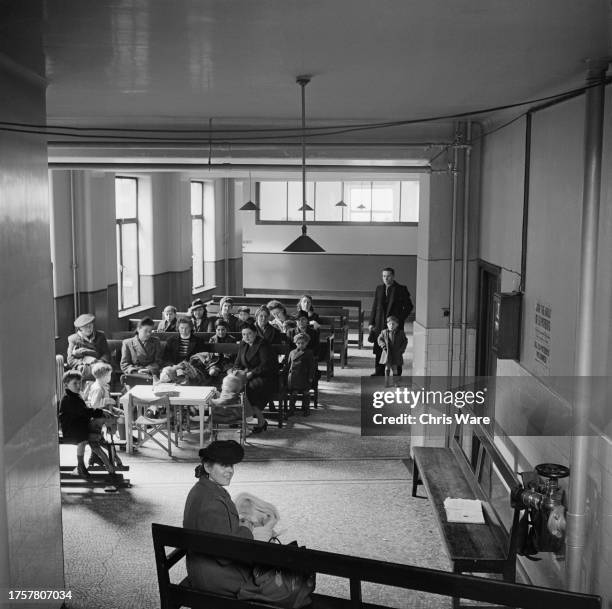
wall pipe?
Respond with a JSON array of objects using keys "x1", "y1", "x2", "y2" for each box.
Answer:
[
  {"x1": 48, "y1": 162, "x2": 430, "y2": 173},
  {"x1": 69, "y1": 170, "x2": 79, "y2": 318},
  {"x1": 519, "y1": 113, "x2": 532, "y2": 293},
  {"x1": 224, "y1": 178, "x2": 230, "y2": 293},
  {"x1": 566, "y1": 59, "x2": 609, "y2": 593},
  {"x1": 447, "y1": 129, "x2": 460, "y2": 380},
  {"x1": 459, "y1": 121, "x2": 472, "y2": 380}
]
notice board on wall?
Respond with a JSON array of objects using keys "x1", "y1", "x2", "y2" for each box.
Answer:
[{"x1": 534, "y1": 301, "x2": 551, "y2": 374}]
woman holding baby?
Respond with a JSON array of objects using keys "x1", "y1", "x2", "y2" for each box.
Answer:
[{"x1": 183, "y1": 440, "x2": 314, "y2": 607}]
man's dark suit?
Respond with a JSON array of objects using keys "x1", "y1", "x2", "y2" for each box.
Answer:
[{"x1": 369, "y1": 281, "x2": 413, "y2": 375}]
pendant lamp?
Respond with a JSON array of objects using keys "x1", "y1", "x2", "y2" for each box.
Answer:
[
  {"x1": 284, "y1": 76, "x2": 325, "y2": 253},
  {"x1": 240, "y1": 171, "x2": 258, "y2": 211}
]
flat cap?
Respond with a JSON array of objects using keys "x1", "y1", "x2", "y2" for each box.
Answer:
[{"x1": 74, "y1": 313, "x2": 95, "y2": 328}]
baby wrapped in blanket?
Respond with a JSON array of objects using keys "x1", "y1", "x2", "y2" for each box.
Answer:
[{"x1": 234, "y1": 492, "x2": 281, "y2": 542}]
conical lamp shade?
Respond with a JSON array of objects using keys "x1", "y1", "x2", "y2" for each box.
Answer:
[
  {"x1": 357, "y1": 203, "x2": 366, "y2": 209},
  {"x1": 298, "y1": 203, "x2": 313, "y2": 211},
  {"x1": 240, "y1": 200, "x2": 258, "y2": 211},
  {"x1": 284, "y1": 225, "x2": 325, "y2": 252},
  {"x1": 335, "y1": 200, "x2": 347, "y2": 207}
]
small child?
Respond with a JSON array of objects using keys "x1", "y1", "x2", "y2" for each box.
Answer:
[
  {"x1": 209, "y1": 373, "x2": 245, "y2": 429},
  {"x1": 58, "y1": 370, "x2": 118, "y2": 489},
  {"x1": 236, "y1": 306, "x2": 255, "y2": 332},
  {"x1": 294, "y1": 312, "x2": 319, "y2": 353},
  {"x1": 207, "y1": 320, "x2": 237, "y2": 379},
  {"x1": 284, "y1": 333, "x2": 316, "y2": 416},
  {"x1": 377, "y1": 315, "x2": 408, "y2": 377}
]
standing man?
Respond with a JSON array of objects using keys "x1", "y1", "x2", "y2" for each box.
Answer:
[{"x1": 368, "y1": 267, "x2": 413, "y2": 376}]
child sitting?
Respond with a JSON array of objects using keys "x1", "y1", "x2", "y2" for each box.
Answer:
[
  {"x1": 292, "y1": 312, "x2": 319, "y2": 353},
  {"x1": 284, "y1": 333, "x2": 316, "y2": 416},
  {"x1": 209, "y1": 373, "x2": 245, "y2": 428},
  {"x1": 58, "y1": 370, "x2": 118, "y2": 489},
  {"x1": 236, "y1": 306, "x2": 255, "y2": 331},
  {"x1": 207, "y1": 320, "x2": 237, "y2": 380},
  {"x1": 377, "y1": 315, "x2": 408, "y2": 377}
]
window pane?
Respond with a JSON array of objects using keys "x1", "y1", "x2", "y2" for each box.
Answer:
[
  {"x1": 121, "y1": 223, "x2": 139, "y2": 308},
  {"x1": 346, "y1": 182, "x2": 371, "y2": 222},
  {"x1": 115, "y1": 177, "x2": 137, "y2": 219},
  {"x1": 191, "y1": 181, "x2": 203, "y2": 215},
  {"x1": 258, "y1": 182, "x2": 286, "y2": 220},
  {"x1": 371, "y1": 183, "x2": 394, "y2": 222},
  {"x1": 192, "y1": 218, "x2": 204, "y2": 288},
  {"x1": 287, "y1": 181, "x2": 315, "y2": 221},
  {"x1": 400, "y1": 181, "x2": 420, "y2": 222},
  {"x1": 313, "y1": 182, "x2": 344, "y2": 221}
]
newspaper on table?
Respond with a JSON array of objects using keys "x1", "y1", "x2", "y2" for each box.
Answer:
[
  {"x1": 152, "y1": 383, "x2": 180, "y2": 397},
  {"x1": 443, "y1": 497, "x2": 485, "y2": 524}
]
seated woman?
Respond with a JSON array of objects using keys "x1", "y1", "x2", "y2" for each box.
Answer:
[
  {"x1": 208, "y1": 296, "x2": 240, "y2": 332},
  {"x1": 156, "y1": 305, "x2": 178, "y2": 332},
  {"x1": 67, "y1": 313, "x2": 111, "y2": 380},
  {"x1": 160, "y1": 317, "x2": 202, "y2": 383},
  {"x1": 295, "y1": 294, "x2": 321, "y2": 331},
  {"x1": 190, "y1": 298, "x2": 209, "y2": 333},
  {"x1": 233, "y1": 323, "x2": 278, "y2": 433},
  {"x1": 207, "y1": 319, "x2": 237, "y2": 379},
  {"x1": 184, "y1": 440, "x2": 314, "y2": 607},
  {"x1": 254, "y1": 306, "x2": 283, "y2": 345},
  {"x1": 266, "y1": 300, "x2": 292, "y2": 334}
]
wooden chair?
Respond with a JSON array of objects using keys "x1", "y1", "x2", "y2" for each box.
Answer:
[
  {"x1": 209, "y1": 394, "x2": 246, "y2": 445},
  {"x1": 129, "y1": 394, "x2": 173, "y2": 456}
]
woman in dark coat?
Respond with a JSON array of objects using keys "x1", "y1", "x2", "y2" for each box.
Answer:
[
  {"x1": 183, "y1": 441, "x2": 254, "y2": 596},
  {"x1": 254, "y1": 306, "x2": 283, "y2": 345},
  {"x1": 233, "y1": 323, "x2": 278, "y2": 433}
]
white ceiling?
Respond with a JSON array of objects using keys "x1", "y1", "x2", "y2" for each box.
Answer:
[{"x1": 43, "y1": 0, "x2": 611, "y2": 139}]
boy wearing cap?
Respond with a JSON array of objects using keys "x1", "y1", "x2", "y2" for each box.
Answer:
[
  {"x1": 190, "y1": 298, "x2": 208, "y2": 333},
  {"x1": 67, "y1": 313, "x2": 111, "y2": 379},
  {"x1": 236, "y1": 306, "x2": 255, "y2": 332}
]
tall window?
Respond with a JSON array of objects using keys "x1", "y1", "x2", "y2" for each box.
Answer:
[
  {"x1": 257, "y1": 179, "x2": 420, "y2": 223},
  {"x1": 115, "y1": 177, "x2": 140, "y2": 310},
  {"x1": 191, "y1": 181, "x2": 205, "y2": 289}
]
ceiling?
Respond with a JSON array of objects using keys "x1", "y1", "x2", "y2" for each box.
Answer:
[{"x1": 43, "y1": 0, "x2": 611, "y2": 134}]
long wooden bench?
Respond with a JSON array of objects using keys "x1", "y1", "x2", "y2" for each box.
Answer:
[
  {"x1": 152, "y1": 523, "x2": 600, "y2": 609},
  {"x1": 412, "y1": 421, "x2": 522, "y2": 608}
]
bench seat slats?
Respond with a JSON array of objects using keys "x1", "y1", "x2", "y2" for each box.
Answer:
[{"x1": 412, "y1": 447, "x2": 507, "y2": 563}]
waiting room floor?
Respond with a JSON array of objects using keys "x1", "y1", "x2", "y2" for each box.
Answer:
[{"x1": 60, "y1": 332, "x2": 457, "y2": 608}]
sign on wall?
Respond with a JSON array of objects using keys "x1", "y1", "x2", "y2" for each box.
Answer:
[{"x1": 534, "y1": 301, "x2": 552, "y2": 374}]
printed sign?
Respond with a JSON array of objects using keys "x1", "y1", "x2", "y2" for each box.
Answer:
[{"x1": 534, "y1": 301, "x2": 551, "y2": 374}]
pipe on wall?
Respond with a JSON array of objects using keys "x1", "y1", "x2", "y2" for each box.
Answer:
[
  {"x1": 459, "y1": 121, "x2": 472, "y2": 380},
  {"x1": 69, "y1": 170, "x2": 79, "y2": 318},
  {"x1": 224, "y1": 178, "x2": 230, "y2": 293},
  {"x1": 447, "y1": 130, "x2": 460, "y2": 379},
  {"x1": 566, "y1": 59, "x2": 609, "y2": 592}
]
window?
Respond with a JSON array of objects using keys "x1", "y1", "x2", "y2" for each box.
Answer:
[
  {"x1": 191, "y1": 180, "x2": 216, "y2": 291},
  {"x1": 256, "y1": 179, "x2": 420, "y2": 224},
  {"x1": 191, "y1": 181, "x2": 204, "y2": 289},
  {"x1": 115, "y1": 177, "x2": 140, "y2": 310}
]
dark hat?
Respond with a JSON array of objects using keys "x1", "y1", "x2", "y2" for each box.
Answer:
[
  {"x1": 190, "y1": 298, "x2": 206, "y2": 313},
  {"x1": 198, "y1": 440, "x2": 244, "y2": 465},
  {"x1": 238, "y1": 306, "x2": 251, "y2": 313},
  {"x1": 74, "y1": 313, "x2": 95, "y2": 328}
]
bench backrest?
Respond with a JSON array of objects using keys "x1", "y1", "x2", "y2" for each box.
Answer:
[{"x1": 152, "y1": 524, "x2": 600, "y2": 609}]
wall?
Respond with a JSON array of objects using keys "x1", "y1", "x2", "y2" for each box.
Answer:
[
  {"x1": 239, "y1": 178, "x2": 420, "y2": 308},
  {"x1": 478, "y1": 85, "x2": 612, "y2": 603},
  {"x1": 0, "y1": 2, "x2": 65, "y2": 601},
  {"x1": 50, "y1": 171, "x2": 232, "y2": 350}
]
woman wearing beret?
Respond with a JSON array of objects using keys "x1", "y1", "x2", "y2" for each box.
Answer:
[
  {"x1": 183, "y1": 440, "x2": 254, "y2": 597},
  {"x1": 66, "y1": 313, "x2": 111, "y2": 380}
]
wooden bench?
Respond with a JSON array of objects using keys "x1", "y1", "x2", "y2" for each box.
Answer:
[
  {"x1": 152, "y1": 523, "x2": 600, "y2": 609},
  {"x1": 412, "y1": 422, "x2": 522, "y2": 608}
]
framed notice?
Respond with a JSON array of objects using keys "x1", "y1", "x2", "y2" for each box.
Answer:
[{"x1": 534, "y1": 301, "x2": 551, "y2": 374}]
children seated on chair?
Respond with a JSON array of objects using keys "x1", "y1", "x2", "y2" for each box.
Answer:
[
  {"x1": 209, "y1": 373, "x2": 244, "y2": 425},
  {"x1": 284, "y1": 333, "x2": 316, "y2": 416},
  {"x1": 207, "y1": 320, "x2": 237, "y2": 378},
  {"x1": 58, "y1": 370, "x2": 118, "y2": 488},
  {"x1": 377, "y1": 315, "x2": 408, "y2": 377}
]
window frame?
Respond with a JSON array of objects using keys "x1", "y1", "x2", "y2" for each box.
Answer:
[
  {"x1": 191, "y1": 180, "x2": 205, "y2": 290},
  {"x1": 255, "y1": 179, "x2": 419, "y2": 226},
  {"x1": 115, "y1": 176, "x2": 140, "y2": 312}
]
